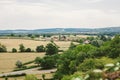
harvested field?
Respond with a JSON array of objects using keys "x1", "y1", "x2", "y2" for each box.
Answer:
[
  {"x1": 0, "y1": 53, "x2": 45, "y2": 73},
  {"x1": 0, "y1": 39, "x2": 72, "y2": 51}
]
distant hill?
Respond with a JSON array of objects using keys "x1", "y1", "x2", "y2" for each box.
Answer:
[{"x1": 0, "y1": 27, "x2": 120, "y2": 34}]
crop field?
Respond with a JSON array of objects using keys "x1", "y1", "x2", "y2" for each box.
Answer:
[
  {"x1": 0, "y1": 39, "x2": 76, "y2": 73},
  {"x1": 0, "y1": 53, "x2": 45, "y2": 73},
  {"x1": 0, "y1": 39, "x2": 72, "y2": 51}
]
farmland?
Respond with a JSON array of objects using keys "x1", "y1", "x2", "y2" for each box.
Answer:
[
  {"x1": 0, "y1": 39, "x2": 72, "y2": 51},
  {"x1": 0, "y1": 38, "x2": 74, "y2": 80},
  {"x1": 0, "y1": 38, "x2": 75, "y2": 72},
  {"x1": 0, "y1": 53, "x2": 45, "y2": 73}
]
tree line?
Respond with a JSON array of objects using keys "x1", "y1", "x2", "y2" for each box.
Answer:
[{"x1": 0, "y1": 42, "x2": 59, "y2": 54}]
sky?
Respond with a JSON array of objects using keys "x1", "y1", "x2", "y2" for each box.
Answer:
[{"x1": 0, "y1": 0, "x2": 120, "y2": 30}]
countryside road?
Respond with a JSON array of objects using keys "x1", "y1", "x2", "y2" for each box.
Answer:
[{"x1": 0, "y1": 68, "x2": 57, "y2": 77}]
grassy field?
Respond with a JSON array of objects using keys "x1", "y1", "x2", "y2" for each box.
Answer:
[
  {"x1": 0, "y1": 53, "x2": 45, "y2": 73},
  {"x1": 0, "y1": 39, "x2": 72, "y2": 51}
]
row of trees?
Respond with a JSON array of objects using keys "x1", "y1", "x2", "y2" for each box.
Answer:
[
  {"x1": 18, "y1": 42, "x2": 58, "y2": 55},
  {"x1": 0, "y1": 42, "x2": 59, "y2": 54}
]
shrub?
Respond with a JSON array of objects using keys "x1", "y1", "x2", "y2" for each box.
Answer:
[
  {"x1": 25, "y1": 48, "x2": 32, "y2": 52},
  {"x1": 35, "y1": 57, "x2": 42, "y2": 66},
  {"x1": 41, "y1": 56, "x2": 56, "y2": 69},
  {"x1": 0, "y1": 44, "x2": 7, "y2": 52},
  {"x1": 78, "y1": 58, "x2": 104, "y2": 72},
  {"x1": 12, "y1": 48, "x2": 17, "y2": 53},
  {"x1": 15, "y1": 60, "x2": 23, "y2": 68},
  {"x1": 36, "y1": 45, "x2": 45, "y2": 52},
  {"x1": 19, "y1": 44, "x2": 25, "y2": 52}
]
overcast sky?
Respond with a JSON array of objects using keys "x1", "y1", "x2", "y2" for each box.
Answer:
[{"x1": 0, "y1": 0, "x2": 120, "y2": 30}]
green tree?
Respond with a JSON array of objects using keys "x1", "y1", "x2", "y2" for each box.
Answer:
[
  {"x1": 36, "y1": 45, "x2": 45, "y2": 52},
  {"x1": 90, "y1": 40, "x2": 103, "y2": 47},
  {"x1": 10, "y1": 33, "x2": 15, "y2": 37},
  {"x1": 27, "y1": 34, "x2": 32, "y2": 37},
  {"x1": 25, "y1": 48, "x2": 32, "y2": 52},
  {"x1": 46, "y1": 43, "x2": 58, "y2": 55},
  {"x1": 16, "y1": 60, "x2": 23, "y2": 68},
  {"x1": 108, "y1": 35, "x2": 120, "y2": 58},
  {"x1": 41, "y1": 56, "x2": 56, "y2": 69},
  {"x1": 19, "y1": 44, "x2": 25, "y2": 52},
  {"x1": 34, "y1": 57, "x2": 42, "y2": 66},
  {"x1": 0, "y1": 44, "x2": 7, "y2": 52},
  {"x1": 12, "y1": 48, "x2": 17, "y2": 53}
]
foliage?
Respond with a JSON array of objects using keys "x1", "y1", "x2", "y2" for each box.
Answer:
[
  {"x1": 41, "y1": 56, "x2": 56, "y2": 69},
  {"x1": 0, "y1": 43, "x2": 7, "y2": 52},
  {"x1": 62, "y1": 72, "x2": 84, "y2": 80},
  {"x1": 19, "y1": 44, "x2": 25, "y2": 52},
  {"x1": 86, "y1": 71, "x2": 102, "y2": 80},
  {"x1": 75, "y1": 44, "x2": 97, "y2": 53},
  {"x1": 25, "y1": 48, "x2": 32, "y2": 52},
  {"x1": 36, "y1": 45, "x2": 45, "y2": 52},
  {"x1": 24, "y1": 75, "x2": 37, "y2": 80},
  {"x1": 46, "y1": 43, "x2": 58, "y2": 55},
  {"x1": 108, "y1": 35, "x2": 120, "y2": 58},
  {"x1": 34, "y1": 57, "x2": 42, "y2": 66},
  {"x1": 15, "y1": 60, "x2": 23, "y2": 68},
  {"x1": 90, "y1": 40, "x2": 103, "y2": 47},
  {"x1": 12, "y1": 48, "x2": 17, "y2": 53},
  {"x1": 78, "y1": 58, "x2": 104, "y2": 72}
]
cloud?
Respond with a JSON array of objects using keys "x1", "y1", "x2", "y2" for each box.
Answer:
[{"x1": 0, "y1": 0, "x2": 120, "y2": 29}]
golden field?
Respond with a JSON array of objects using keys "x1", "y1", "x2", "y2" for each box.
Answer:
[
  {"x1": 0, "y1": 39, "x2": 75, "y2": 73},
  {"x1": 0, "y1": 39, "x2": 72, "y2": 51},
  {"x1": 0, "y1": 53, "x2": 45, "y2": 73}
]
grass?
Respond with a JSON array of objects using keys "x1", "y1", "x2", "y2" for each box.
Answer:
[{"x1": 0, "y1": 53, "x2": 45, "y2": 73}]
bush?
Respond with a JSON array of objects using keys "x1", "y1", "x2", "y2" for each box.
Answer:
[
  {"x1": 0, "y1": 44, "x2": 7, "y2": 52},
  {"x1": 19, "y1": 44, "x2": 25, "y2": 52},
  {"x1": 86, "y1": 71, "x2": 102, "y2": 80},
  {"x1": 78, "y1": 58, "x2": 104, "y2": 72},
  {"x1": 41, "y1": 56, "x2": 56, "y2": 69},
  {"x1": 15, "y1": 60, "x2": 23, "y2": 68},
  {"x1": 36, "y1": 45, "x2": 45, "y2": 52},
  {"x1": 25, "y1": 48, "x2": 32, "y2": 52},
  {"x1": 12, "y1": 48, "x2": 17, "y2": 53},
  {"x1": 35, "y1": 57, "x2": 42, "y2": 66}
]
